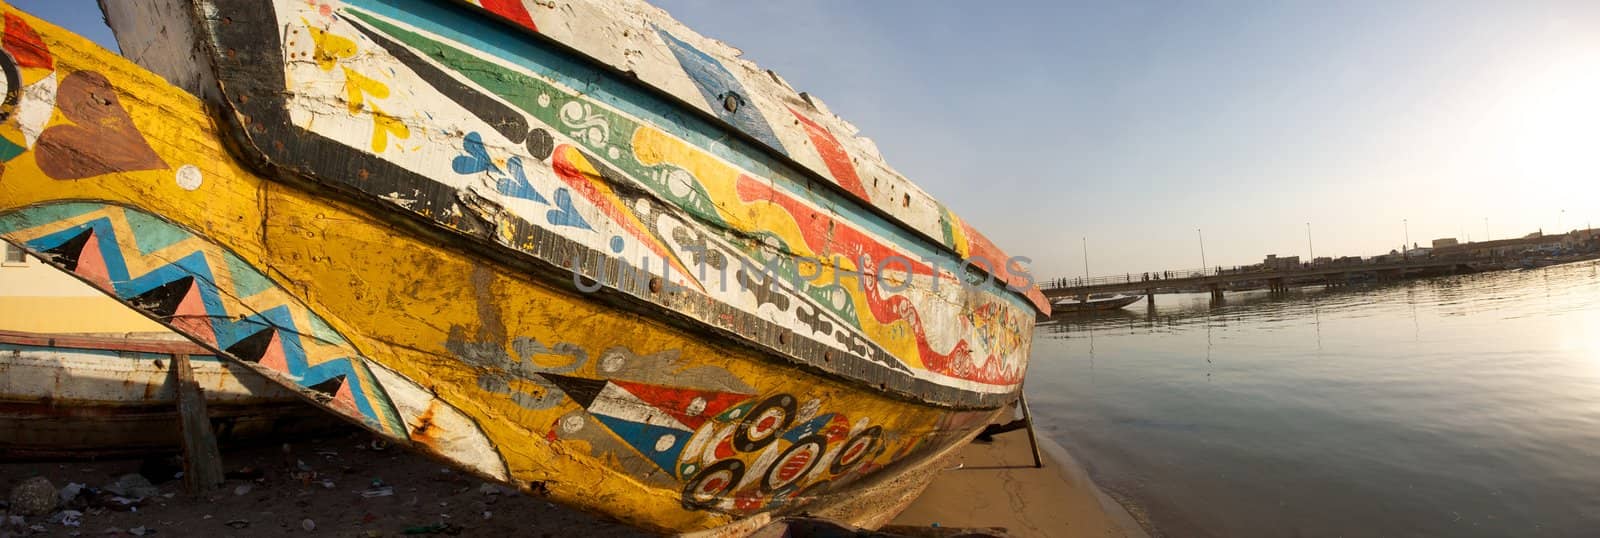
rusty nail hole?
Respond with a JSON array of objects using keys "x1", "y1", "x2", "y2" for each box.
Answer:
[
  {"x1": 153, "y1": 359, "x2": 164, "y2": 369},
  {"x1": 778, "y1": 332, "x2": 788, "y2": 344},
  {"x1": 649, "y1": 277, "x2": 662, "y2": 293},
  {"x1": 358, "y1": 169, "x2": 370, "y2": 179},
  {"x1": 227, "y1": 48, "x2": 236, "y2": 59},
  {"x1": 223, "y1": 16, "x2": 232, "y2": 25},
  {"x1": 272, "y1": 140, "x2": 284, "y2": 152},
  {"x1": 823, "y1": 351, "x2": 832, "y2": 363},
  {"x1": 902, "y1": 193, "x2": 910, "y2": 207}
]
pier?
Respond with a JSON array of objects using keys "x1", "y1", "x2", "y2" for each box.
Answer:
[{"x1": 1041, "y1": 259, "x2": 1480, "y2": 305}]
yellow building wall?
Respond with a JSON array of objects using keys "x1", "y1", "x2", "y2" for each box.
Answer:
[{"x1": 0, "y1": 250, "x2": 169, "y2": 334}]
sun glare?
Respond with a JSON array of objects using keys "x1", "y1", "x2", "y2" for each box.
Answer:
[{"x1": 1508, "y1": 52, "x2": 1600, "y2": 198}]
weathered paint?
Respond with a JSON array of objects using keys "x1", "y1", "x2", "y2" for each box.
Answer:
[
  {"x1": 124, "y1": 0, "x2": 1041, "y2": 407},
  {"x1": 450, "y1": 1, "x2": 1046, "y2": 306},
  {"x1": 0, "y1": 7, "x2": 1010, "y2": 532},
  {"x1": 0, "y1": 330, "x2": 343, "y2": 458}
]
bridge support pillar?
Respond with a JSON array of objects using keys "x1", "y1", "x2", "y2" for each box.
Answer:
[
  {"x1": 1208, "y1": 283, "x2": 1224, "y2": 302},
  {"x1": 1146, "y1": 290, "x2": 1155, "y2": 309}
]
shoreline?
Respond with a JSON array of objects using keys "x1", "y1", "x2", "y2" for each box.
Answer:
[{"x1": 888, "y1": 430, "x2": 1150, "y2": 537}]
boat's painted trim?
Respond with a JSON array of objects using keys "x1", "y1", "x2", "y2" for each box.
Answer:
[
  {"x1": 174, "y1": 0, "x2": 1033, "y2": 407},
  {"x1": 451, "y1": 0, "x2": 1047, "y2": 313}
]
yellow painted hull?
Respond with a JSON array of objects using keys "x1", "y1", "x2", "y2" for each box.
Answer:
[{"x1": 0, "y1": 6, "x2": 1004, "y2": 533}]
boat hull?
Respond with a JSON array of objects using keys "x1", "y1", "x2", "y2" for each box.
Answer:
[
  {"x1": 0, "y1": 7, "x2": 1009, "y2": 532},
  {"x1": 0, "y1": 331, "x2": 342, "y2": 458},
  {"x1": 1052, "y1": 295, "x2": 1144, "y2": 314}
]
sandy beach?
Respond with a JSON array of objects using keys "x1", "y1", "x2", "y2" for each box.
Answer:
[
  {"x1": 2, "y1": 424, "x2": 1144, "y2": 537},
  {"x1": 889, "y1": 431, "x2": 1148, "y2": 538}
]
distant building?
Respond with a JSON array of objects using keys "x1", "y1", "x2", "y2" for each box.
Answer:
[
  {"x1": 1432, "y1": 231, "x2": 1570, "y2": 259},
  {"x1": 1, "y1": 242, "x2": 167, "y2": 334},
  {"x1": 1432, "y1": 238, "x2": 1459, "y2": 248},
  {"x1": 1262, "y1": 254, "x2": 1300, "y2": 270}
]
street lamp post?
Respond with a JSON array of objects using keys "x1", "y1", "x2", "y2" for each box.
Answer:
[
  {"x1": 1403, "y1": 219, "x2": 1410, "y2": 260},
  {"x1": 1197, "y1": 228, "x2": 1208, "y2": 275},
  {"x1": 1081, "y1": 237, "x2": 1090, "y2": 282},
  {"x1": 1306, "y1": 222, "x2": 1314, "y2": 263}
]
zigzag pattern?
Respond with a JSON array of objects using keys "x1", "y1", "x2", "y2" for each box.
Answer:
[{"x1": 0, "y1": 202, "x2": 406, "y2": 435}]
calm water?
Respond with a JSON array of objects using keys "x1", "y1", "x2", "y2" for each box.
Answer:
[{"x1": 1029, "y1": 260, "x2": 1600, "y2": 537}]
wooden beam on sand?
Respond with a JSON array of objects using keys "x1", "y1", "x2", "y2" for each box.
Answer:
[{"x1": 172, "y1": 353, "x2": 224, "y2": 494}]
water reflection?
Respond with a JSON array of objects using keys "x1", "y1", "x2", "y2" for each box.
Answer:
[{"x1": 1029, "y1": 260, "x2": 1600, "y2": 538}]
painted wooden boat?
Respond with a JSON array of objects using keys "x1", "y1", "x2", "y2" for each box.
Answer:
[
  {"x1": 1050, "y1": 293, "x2": 1144, "y2": 314},
  {"x1": 0, "y1": 1, "x2": 1048, "y2": 533},
  {"x1": 0, "y1": 330, "x2": 342, "y2": 458}
]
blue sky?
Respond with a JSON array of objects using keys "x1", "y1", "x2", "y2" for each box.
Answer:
[{"x1": 16, "y1": 1, "x2": 1600, "y2": 279}]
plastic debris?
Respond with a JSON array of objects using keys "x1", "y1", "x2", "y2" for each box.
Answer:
[
  {"x1": 103, "y1": 474, "x2": 161, "y2": 500},
  {"x1": 360, "y1": 486, "x2": 395, "y2": 498},
  {"x1": 233, "y1": 484, "x2": 252, "y2": 496},
  {"x1": 301, "y1": 518, "x2": 316, "y2": 531},
  {"x1": 49, "y1": 510, "x2": 83, "y2": 527},
  {"x1": 129, "y1": 525, "x2": 152, "y2": 535},
  {"x1": 59, "y1": 482, "x2": 86, "y2": 504},
  {"x1": 225, "y1": 519, "x2": 250, "y2": 529}
]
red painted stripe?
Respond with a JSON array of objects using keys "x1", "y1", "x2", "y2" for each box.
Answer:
[
  {"x1": 3, "y1": 13, "x2": 53, "y2": 70},
  {"x1": 788, "y1": 108, "x2": 869, "y2": 200},
  {"x1": 477, "y1": 0, "x2": 538, "y2": 32}
]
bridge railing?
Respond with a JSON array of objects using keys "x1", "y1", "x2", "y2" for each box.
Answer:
[
  {"x1": 1038, "y1": 258, "x2": 1434, "y2": 291},
  {"x1": 1038, "y1": 266, "x2": 1243, "y2": 290}
]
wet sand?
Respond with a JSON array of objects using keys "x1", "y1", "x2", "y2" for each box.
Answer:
[{"x1": 890, "y1": 431, "x2": 1148, "y2": 538}]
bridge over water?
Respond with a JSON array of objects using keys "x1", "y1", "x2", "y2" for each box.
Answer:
[{"x1": 1041, "y1": 258, "x2": 1481, "y2": 306}]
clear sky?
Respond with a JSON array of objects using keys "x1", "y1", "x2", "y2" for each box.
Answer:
[{"x1": 16, "y1": 1, "x2": 1600, "y2": 280}]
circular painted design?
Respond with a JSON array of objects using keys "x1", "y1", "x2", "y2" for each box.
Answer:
[
  {"x1": 681, "y1": 459, "x2": 744, "y2": 509},
  {"x1": 830, "y1": 426, "x2": 882, "y2": 475},
  {"x1": 734, "y1": 394, "x2": 795, "y2": 452},
  {"x1": 175, "y1": 164, "x2": 203, "y2": 191},
  {"x1": 559, "y1": 414, "x2": 585, "y2": 434},
  {"x1": 525, "y1": 128, "x2": 554, "y2": 160},
  {"x1": 599, "y1": 350, "x2": 626, "y2": 373},
  {"x1": 686, "y1": 397, "x2": 707, "y2": 417},
  {"x1": 762, "y1": 434, "x2": 825, "y2": 492}
]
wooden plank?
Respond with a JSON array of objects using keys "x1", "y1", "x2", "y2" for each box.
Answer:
[
  {"x1": 0, "y1": 328, "x2": 210, "y2": 355},
  {"x1": 1019, "y1": 392, "x2": 1044, "y2": 469},
  {"x1": 172, "y1": 353, "x2": 224, "y2": 494}
]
